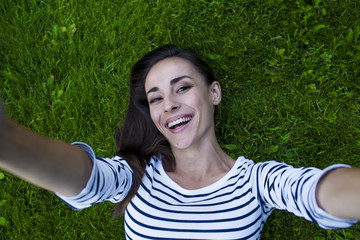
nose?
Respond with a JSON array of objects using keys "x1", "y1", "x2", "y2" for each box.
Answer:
[{"x1": 164, "y1": 97, "x2": 179, "y2": 112}]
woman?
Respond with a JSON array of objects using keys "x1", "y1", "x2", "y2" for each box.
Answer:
[{"x1": 0, "y1": 45, "x2": 359, "y2": 239}]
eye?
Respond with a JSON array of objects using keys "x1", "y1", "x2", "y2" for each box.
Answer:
[
  {"x1": 149, "y1": 97, "x2": 162, "y2": 104},
  {"x1": 177, "y1": 85, "x2": 191, "y2": 93}
]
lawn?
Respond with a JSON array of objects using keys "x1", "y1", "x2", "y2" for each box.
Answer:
[{"x1": 1, "y1": 0, "x2": 360, "y2": 239}]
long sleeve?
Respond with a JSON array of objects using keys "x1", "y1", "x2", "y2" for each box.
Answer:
[
  {"x1": 251, "y1": 160, "x2": 358, "y2": 229},
  {"x1": 56, "y1": 142, "x2": 134, "y2": 210}
]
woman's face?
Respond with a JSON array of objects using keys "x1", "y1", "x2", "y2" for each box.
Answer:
[{"x1": 145, "y1": 57, "x2": 221, "y2": 150}]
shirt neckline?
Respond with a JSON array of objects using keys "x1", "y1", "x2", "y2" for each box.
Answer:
[{"x1": 157, "y1": 156, "x2": 245, "y2": 194}]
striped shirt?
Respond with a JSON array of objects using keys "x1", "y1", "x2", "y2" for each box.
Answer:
[{"x1": 57, "y1": 142, "x2": 357, "y2": 239}]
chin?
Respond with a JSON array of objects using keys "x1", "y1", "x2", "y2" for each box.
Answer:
[{"x1": 169, "y1": 139, "x2": 194, "y2": 150}]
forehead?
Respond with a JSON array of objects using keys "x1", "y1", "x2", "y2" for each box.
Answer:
[{"x1": 145, "y1": 57, "x2": 203, "y2": 91}]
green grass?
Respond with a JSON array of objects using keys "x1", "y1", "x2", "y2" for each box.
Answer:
[{"x1": 1, "y1": 0, "x2": 360, "y2": 239}]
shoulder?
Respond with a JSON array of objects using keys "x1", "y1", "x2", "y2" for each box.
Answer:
[
  {"x1": 234, "y1": 156, "x2": 278, "y2": 172},
  {"x1": 144, "y1": 155, "x2": 162, "y2": 174},
  {"x1": 233, "y1": 157, "x2": 300, "y2": 181}
]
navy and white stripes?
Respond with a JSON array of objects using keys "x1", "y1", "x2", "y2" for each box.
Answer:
[
  {"x1": 57, "y1": 142, "x2": 357, "y2": 239},
  {"x1": 56, "y1": 142, "x2": 133, "y2": 210}
]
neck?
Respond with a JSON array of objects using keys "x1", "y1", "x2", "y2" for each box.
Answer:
[
  {"x1": 167, "y1": 138, "x2": 234, "y2": 190},
  {"x1": 170, "y1": 133, "x2": 234, "y2": 179}
]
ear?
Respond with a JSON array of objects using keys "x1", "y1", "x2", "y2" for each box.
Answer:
[{"x1": 210, "y1": 81, "x2": 222, "y2": 105}]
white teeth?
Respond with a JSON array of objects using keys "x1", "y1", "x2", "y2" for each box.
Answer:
[{"x1": 168, "y1": 117, "x2": 191, "y2": 128}]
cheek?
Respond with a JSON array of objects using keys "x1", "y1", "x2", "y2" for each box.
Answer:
[
  {"x1": 187, "y1": 93, "x2": 210, "y2": 110},
  {"x1": 149, "y1": 108, "x2": 156, "y2": 122},
  {"x1": 149, "y1": 107, "x2": 161, "y2": 126},
  {"x1": 191, "y1": 94, "x2": 215, "y2": 118}
]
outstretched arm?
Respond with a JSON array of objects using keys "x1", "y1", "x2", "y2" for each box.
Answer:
[
  {"x1": 0, "y1": 112, "x2": 93, "y2": 197},
  {"x1": 316, "y1": 167, "x2": 360, "y2": 220}
]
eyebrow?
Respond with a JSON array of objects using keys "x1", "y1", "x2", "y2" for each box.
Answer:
[{"x1": 146, "y1": 75, "x2": 191, "y2": 95}]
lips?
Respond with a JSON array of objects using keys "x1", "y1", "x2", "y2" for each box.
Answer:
[{"x1": 166, "y1": 115, "x2": 193, "y2": 129}]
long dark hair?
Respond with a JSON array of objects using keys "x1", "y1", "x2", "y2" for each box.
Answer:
[{"x1": 113, "y1": 44, "x2": 216, "y2": 216}]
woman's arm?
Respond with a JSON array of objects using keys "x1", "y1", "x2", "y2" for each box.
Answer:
[
  {"x1": 253, "y1": 160, "x2": 357, "y2": 229},
  {"x1": 316, "y1": 167, "x2": 360, "y2": 220},
  {"x1": 0, "y1": 116, "x2": 93, "y2": 197}
]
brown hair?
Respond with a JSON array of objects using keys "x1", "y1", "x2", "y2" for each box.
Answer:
[{"x1": 113, "y1": 44, "x2": 216, "y2": 216}]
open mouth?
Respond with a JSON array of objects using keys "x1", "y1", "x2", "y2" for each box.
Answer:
[{"x1": 167, "y1": 116, "x2": 192, "y2": 129}]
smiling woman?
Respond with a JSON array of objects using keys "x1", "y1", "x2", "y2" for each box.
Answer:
[
  {"x1": 1, "y1": 45, "x2": 360, "y2": 240},
  {"x1": 113, "y1": 45, "x2": 230, "y2": 213},
  {"x1": 145, "y1": 57, "x2": 221, "y2": 149}
]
